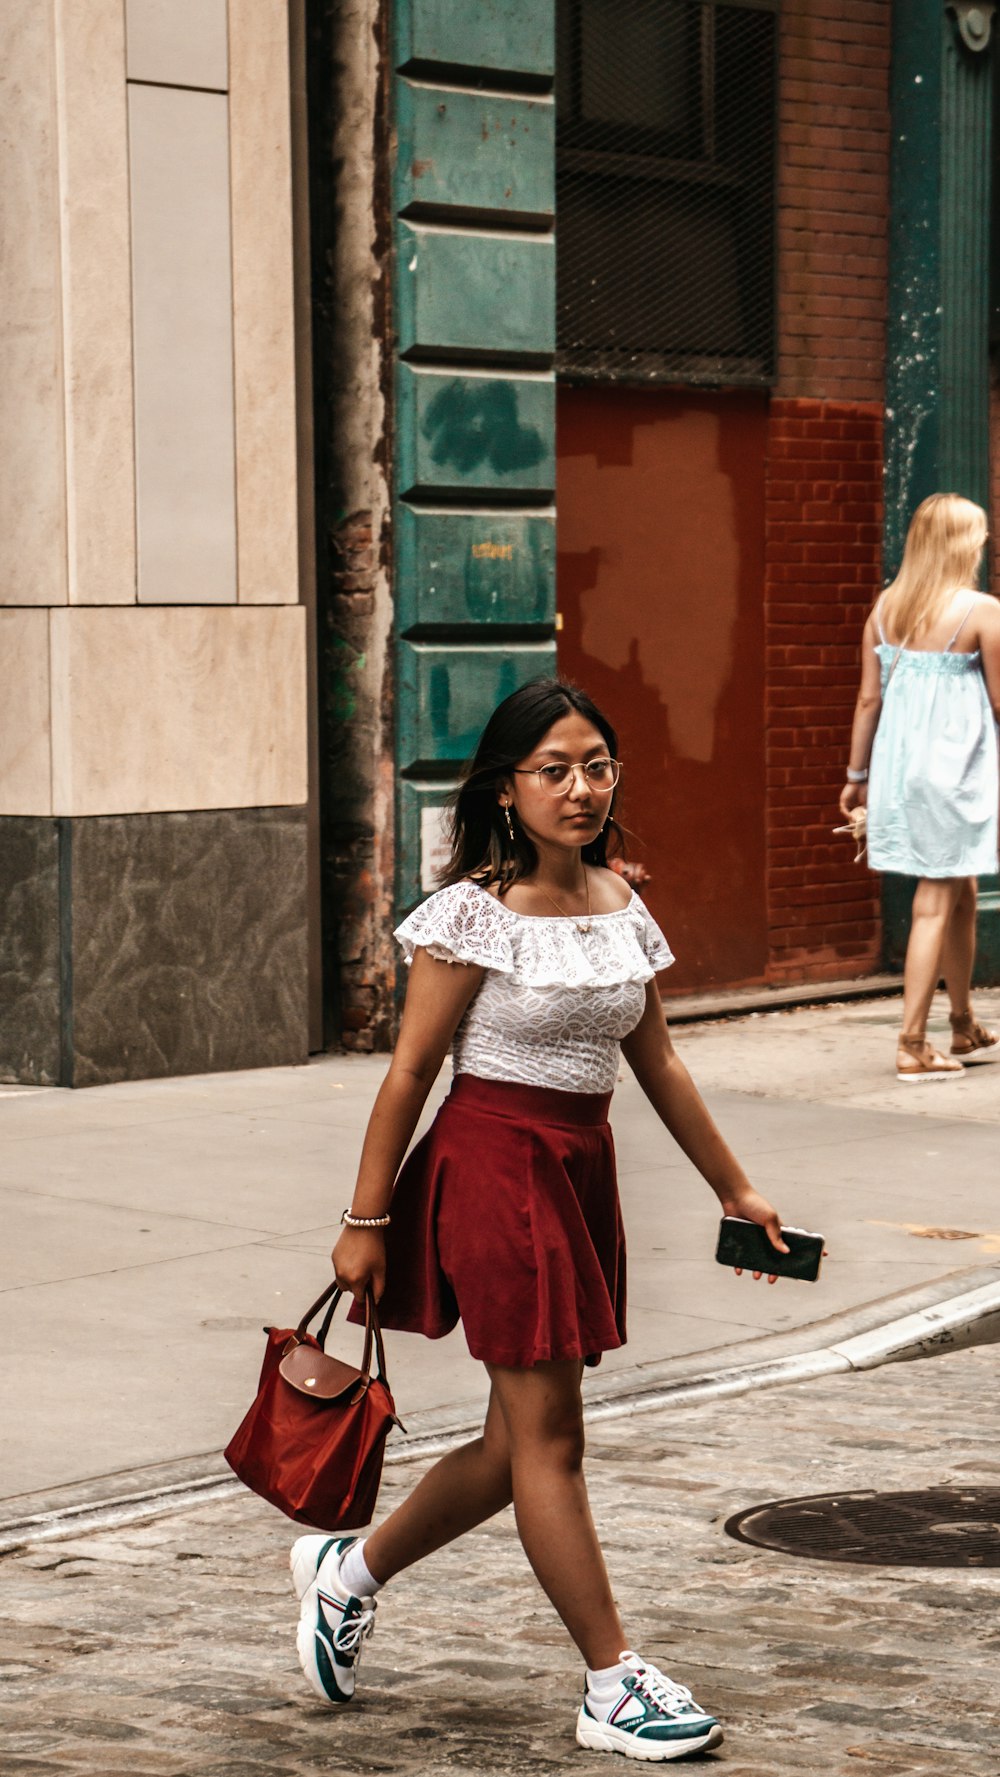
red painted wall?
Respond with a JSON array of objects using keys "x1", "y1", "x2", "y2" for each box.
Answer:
[
  {"x1": 553, "y1": 0, "x2": 892, "y2": 998},
  {"x1": 557, "y1": 387, "x2": 769, "y2": 993}
]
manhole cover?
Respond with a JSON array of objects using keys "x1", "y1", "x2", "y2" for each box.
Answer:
[{"x1": 725, "y1": 1487, "x2": 1000, "y2": 1566}]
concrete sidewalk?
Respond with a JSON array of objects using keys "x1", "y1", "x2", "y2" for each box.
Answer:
[{"x1": 2, "y1": 989, "x2": 998, "y2": 1505}]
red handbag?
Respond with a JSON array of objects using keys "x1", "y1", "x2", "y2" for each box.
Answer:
[{"x1": 224, "y1": 1281, "x2": 403, "y2": 1532}]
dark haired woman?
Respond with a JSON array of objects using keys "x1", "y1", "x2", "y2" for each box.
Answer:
[{"x1": 290, "y1": 679, "x2": 786, "y2": 1761}]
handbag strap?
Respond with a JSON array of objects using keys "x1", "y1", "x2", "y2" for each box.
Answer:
[
  {"x1": 315, "y1": 1286, "x2": 341, "y2": 1351},
  {"x1": 296, "y1": 1277, "x2": 339, "y2": 1341},
  {"x1": 356, "y1": 1286, "x2": 391, "y2": 1388},
  {"x1": 293, "y1": 1281, "x2": 391, "y2": 1388}
]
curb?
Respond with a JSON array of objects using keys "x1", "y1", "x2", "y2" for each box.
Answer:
[
  {"x1": 390, "y1": 1274, "x2": 1000, "y2": 1461},
  {"x1": 664, "y1": 973, "x2": 903, "y2": 1026},
  {"x1": 582, "y1": 1276, "x2": 1000, "y2": 1423},
  {"x1": 3, "y1": 1269, "x2": 1000, "y2": 1558}
]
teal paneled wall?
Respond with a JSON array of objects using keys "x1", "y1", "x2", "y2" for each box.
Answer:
[
  {"x1": 392, "y1": 1, "x2": 556, "y2": 914},
  {"x1": 884, "y1": 3, "x2": 998, "y2": 976},
  {"x1": 399, "y1": 640, "x2": 555, "y2": 764},
  {"x1": 397, "y1": 224, "x2": 555, "y2": 363},
  {"x1": 396, "y1": 0, "x2": 554, "y2": 82},
  {"x1": 396, "y1": 366, "x2": 556, "y2": 499},
  {"x1": 394, "y1": 507, "x2": 555, "y2": 631},
  {"x1": 395, "y1": 83, "x2": 554, "y2": 224}
]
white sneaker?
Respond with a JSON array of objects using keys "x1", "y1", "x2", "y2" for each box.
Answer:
[
  {"x1": 290, "y1": 1534, "x2": 376, "y2": 1705},
  {"x1": 576, "y1": 1651, "x2": 723, "y2": 1761}
]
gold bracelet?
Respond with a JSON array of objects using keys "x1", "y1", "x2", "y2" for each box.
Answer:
[{"x1": 341, "y1": 1208, "x2": 391, "y2": 1229}]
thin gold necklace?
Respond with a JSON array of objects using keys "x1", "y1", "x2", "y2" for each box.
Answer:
[{"x1": 536, "y1": 871, "x2": 592, "y2": 932}]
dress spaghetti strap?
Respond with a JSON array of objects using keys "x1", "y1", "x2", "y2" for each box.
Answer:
[{"x1": 944, "y1": 595, "x2": 977, "y2": 653}]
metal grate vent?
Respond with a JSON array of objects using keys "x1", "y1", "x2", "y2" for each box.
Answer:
[
  {"x1": 726, "y1": 1488, "x2": 1000, "y2": 1567},
  {"x1": 556, "y1": 0, "x2": 776, "y2": 386}
]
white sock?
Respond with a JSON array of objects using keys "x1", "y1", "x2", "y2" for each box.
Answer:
[
  {"x1": 339, "y1": 1538, "x2": 383, "y2": 1599},
  {"x1": 586, "y1": 1659, "x2": 629, "y2": 1701}
]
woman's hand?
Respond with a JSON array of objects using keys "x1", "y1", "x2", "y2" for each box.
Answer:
[
  {"x1": 609, "y1": 858, "x2": 652, "y2": 888},
  {"x1": 331, "y1": 1226, "x2": 386, "y2": 1304},
  {"x1": 838, "y1": 779, "x2": 868, "y2": 820},
  {"x1": 718, "y1": 1184, "x2": 788, "y2": 1285}
]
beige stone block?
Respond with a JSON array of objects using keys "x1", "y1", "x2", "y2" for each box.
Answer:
[
  {"x1": 126, "y1": 0, "x2": 229, "y2": 90},
  {"x1": 0, "y1": 4, "x2": 67, "y2": 607},
  {"x1": 129, "y1": 84, "x2": 238, "y2": 604},
  {"x1": 0, "y1": 611, "x2": 53, "y2": 814},
  {"x1": 228, "y1": 0, "x2": 299, "y2": 604},
  {"x1": 49, "y1": 606, "x2": 307, "y2": 816},
  {"x1": 55, "y1": 0, "x2": 136, "y2": 605}
]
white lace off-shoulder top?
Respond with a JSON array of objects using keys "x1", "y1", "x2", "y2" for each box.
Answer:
[{"x1": 395, "y1": 879, "x2": 674, "y2": 1094}]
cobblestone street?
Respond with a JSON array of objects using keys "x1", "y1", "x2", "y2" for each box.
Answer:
[{"x1": 4, "y1": 1341, "x2": 999, "y2": 1776}]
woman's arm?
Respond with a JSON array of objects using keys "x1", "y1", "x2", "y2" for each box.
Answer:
[
  {"x1": 620, "y1": 984, "x2": 787, "y2": 1273},
  {"x1": 839, "y1": 613, "x2": 883, "y2": 818},
  {"x1": 976, "y1": 594, "x2": 1000, "y2": 726},
  {"x1": 332, "y1": 948, "x2": 484, "y2": 1300}
]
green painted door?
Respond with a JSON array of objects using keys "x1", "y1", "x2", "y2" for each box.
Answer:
[{"x1": 883, "y1": 1, "x2": 999, "y2": 980}]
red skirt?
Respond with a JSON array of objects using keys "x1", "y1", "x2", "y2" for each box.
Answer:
[{"x1": 350, "y1": 1073, "x2": 627, "y2": 1369}]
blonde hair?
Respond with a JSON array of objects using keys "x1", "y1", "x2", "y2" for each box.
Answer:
[{"x1": 879, "y1": 493, "x2": 987, "y2": 642}]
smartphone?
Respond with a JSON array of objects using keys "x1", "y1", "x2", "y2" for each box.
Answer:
[{"x1": 715, "y1": 1215, "x2": 824, "y2": 1282}]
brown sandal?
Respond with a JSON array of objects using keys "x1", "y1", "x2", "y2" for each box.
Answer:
[
  {"x1": 949, "y1": 1011, "x2": 1000, "y2": 1057},
  {"x1": 896, "y1": 1035, "x2": 964, "y2": 1081}
]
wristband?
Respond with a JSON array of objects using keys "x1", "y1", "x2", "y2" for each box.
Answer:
[
  {"x1": 845, "y1": 767, "x2": 868, "y2": 784},
  {"x1": 341, "y1": 1208, "x2": 391, "y2": 1228}
]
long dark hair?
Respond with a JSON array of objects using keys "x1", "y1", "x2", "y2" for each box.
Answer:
[{"x1": 439, "y1": 678, "x2": 624, "y2": 890}]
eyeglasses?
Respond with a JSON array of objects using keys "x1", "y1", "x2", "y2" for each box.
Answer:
[{"x1": 512, "y1": 758, "x2": 621, "y2": 797}]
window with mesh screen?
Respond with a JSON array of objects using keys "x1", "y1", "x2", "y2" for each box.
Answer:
[{"x1": 556, "y1": 0, "x2": 777, "y2": 385}]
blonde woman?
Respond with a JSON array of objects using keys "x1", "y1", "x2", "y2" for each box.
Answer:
[{"x1": 841, "y1": 494, "x2": 1000, "y2": 1079}]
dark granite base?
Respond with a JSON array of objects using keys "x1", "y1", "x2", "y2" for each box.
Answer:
[
  {"x1": 0, "y1": 819, "x2": 61, "y2": 1085},
  {"x1": 0, "y1": 808, "x2": 308, "y2": 1087}
]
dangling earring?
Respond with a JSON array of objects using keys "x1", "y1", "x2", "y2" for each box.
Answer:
[{"x1": 503, "y1": 802, "x2": 515, "y2": 843}]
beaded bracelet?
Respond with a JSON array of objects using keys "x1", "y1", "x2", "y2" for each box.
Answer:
[{"x1": 341, "y1": 1208, "x2": 391, "y2": 1229}]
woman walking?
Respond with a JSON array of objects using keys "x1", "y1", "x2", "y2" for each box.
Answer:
[
  {"x1": 290, "y1": 678, "x2": 787, "y2": 1760},
  {"x1": 840, "y1": 493, "x2": 1000, "y2": 1079}
]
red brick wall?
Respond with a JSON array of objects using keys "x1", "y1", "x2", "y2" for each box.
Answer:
[
  {"x1": 765, "y1": 400, "x2": 883, "y2": 982},
  {"x1": 763, "y1": 0, "x2": 890, "y2": 983},
  {"x1": 777, "y1": 0, "x2": 890, "y2": 403}
]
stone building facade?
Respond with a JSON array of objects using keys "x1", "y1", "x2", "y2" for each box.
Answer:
[{"x1": 2, "y1": 1, "x2": 312, "y2": 1084}]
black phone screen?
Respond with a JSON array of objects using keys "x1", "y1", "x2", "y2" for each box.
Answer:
[{"x1": 715, "y1": 1216, "x2": 824, "y2": 1282}]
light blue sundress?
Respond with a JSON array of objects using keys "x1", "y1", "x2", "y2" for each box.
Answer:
[{"x1": 867, "y1": 593, "x2": 999, "y2": 879}]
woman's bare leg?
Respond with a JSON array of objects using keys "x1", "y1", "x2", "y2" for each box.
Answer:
[
  {"x1": 486, "y1": 1358, "x2": 626, "y2": 1670},
  {"x1": 901, "y1": 878, "x2": 963, "y2": 1039},
  {"x1": 940, "y1": 877, "x2": 977, "y2": 1020},
  {"x1": 363, "y1": 1384, "x2": 512, "y2": 1583}
]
